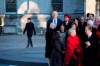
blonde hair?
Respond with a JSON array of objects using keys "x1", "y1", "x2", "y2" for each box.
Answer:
[
  {"x1": 87, "y1": 20, "x2": 93, "y2": 25},
  {"x1": 68, "y1": 28, "x2": 76, "y2": 35}
]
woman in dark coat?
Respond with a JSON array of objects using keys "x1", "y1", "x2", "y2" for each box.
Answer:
[{"x1": 50, "y1": 32, "x2": 64, "y2": 66}]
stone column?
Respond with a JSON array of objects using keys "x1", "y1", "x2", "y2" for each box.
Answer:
[{"x1": 85, "y1": 0, "x2": 96, "y2": 15}]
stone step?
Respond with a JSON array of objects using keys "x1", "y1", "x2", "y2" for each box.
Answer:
[{"x1": 0, "y1": 48, "x2": 48, "y2": 66}]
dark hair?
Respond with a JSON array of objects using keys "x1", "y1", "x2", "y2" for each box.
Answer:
[
  {"x1": 87, "y1": 13, "x2": 90, "y2": 17},
  {"x1": 74, "y1": 18, "x2": 80, "y2": 26},
  {"x1": 52, "y1": 32, "x2": 60, "y2": 40},
  {"x1": 71, "y1": 23, "x2": 77, "y2": 28},
  {"x1": 89, "y1": 13, "x2": 94, "y2": 17},
  {"x1": 91, "y1": 14, "x2": 94, "y2": 17},
  {"x1": 71, "y1": 23, "x2": 76, "y2": 26},
  {"x1": 59, "y1": 23, "x2": 66, "y2": 32},
  {"x1": 27, "y1": 18, "x2": 31, "y2": 20},
  {"x1": 74, "y1": 18, "x2": 80, "y2": 22}
]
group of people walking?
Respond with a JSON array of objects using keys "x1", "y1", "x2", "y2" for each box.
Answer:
[{"x1": 45, "y1": 11, "x2": 100, "y2": 66}]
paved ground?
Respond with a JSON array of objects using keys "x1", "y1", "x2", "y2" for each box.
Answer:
[
  {"x1": 0, "y1": 35, "x2": 46, "y2": 50},
  {"x1": 0, "y1": 35, "x2": 48, "y2": 66}
]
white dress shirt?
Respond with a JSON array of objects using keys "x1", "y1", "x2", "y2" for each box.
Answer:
[
  {"x1": 88, "y1": 32, "x2": 92, "y2": 39},
  {"x1": 53, "y1": 18, "x2": 57, "y2": 27}
]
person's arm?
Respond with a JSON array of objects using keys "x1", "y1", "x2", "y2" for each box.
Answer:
[
  {"x1": 53, "y1": 40, "x2": 63, "y2": 54},
  {"x1": 23, "y1": 24, "x2": 27, "y2": 34}
]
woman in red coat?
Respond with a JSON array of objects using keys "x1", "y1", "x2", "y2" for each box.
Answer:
[
  {"x1": 96, "y1": 24, "x2": 100, "y2": 41},
  {"x1": 65, "y1": 28, "x2": 82, "y2": 66}
]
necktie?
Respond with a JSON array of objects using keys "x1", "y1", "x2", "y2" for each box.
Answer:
[
  {"x1": 54, "y1": 20, "x2": 56, "y2": 25},
  {"x1": 88, "y1": 35, "x2": 91, "y2": 39}
]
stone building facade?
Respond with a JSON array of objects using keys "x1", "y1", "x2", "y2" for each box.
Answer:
[{"x1": 0, "y1": 0, "x2": 99, "y2": 34}]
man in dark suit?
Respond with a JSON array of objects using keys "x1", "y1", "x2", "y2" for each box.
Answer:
[
  {"x1": 87, "y1": 20, "x2": 96, "y2": 34},
  {"x1": 23, "y1": 18, "x2": 36, "y2": 48},
  {"x1": 45, "y1": 11, "x2": 62, "y2": 66},
  {"x1": 83, "y1": 26, "x2": 99, "y2": 66}
]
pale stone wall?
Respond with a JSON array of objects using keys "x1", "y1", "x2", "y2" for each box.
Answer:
[{"x1": 85, "y1": 0, "x2": 96, "y2": 15}]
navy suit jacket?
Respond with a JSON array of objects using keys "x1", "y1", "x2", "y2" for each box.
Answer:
[
  {"x1": 46, "y1": 18, "x2": 62, "y2": 32},
  {"x1": 45, "y1": 18, "x2": 62, "y2": 42}
]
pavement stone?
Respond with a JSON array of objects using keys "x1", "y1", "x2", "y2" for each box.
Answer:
[{"x1": 0, "y1": 35, "x2": 48, "y2": 66}]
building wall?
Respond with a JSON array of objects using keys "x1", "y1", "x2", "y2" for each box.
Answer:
[
  {"x1": 85, "y1": 0, "x2": 96, "y2": 15},
  {"x1": 0, "y1": 0, "x2": 85, "y2": 34},
  {"x1": 63, "y1": 0, "x2": 84, "y2": 17},
  {"x1": 0, "y1": 0, "x2": 4, "y2": 14},
  {"x1": 0, "y1": 0, "x2": 5, "y2": 27}
]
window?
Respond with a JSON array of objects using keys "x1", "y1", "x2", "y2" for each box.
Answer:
[
  {"x1": 6, "y1": 0, "x2": 17, "y2": 12},
  {"x1": 52, "y1": 0, "x2": 63, "y2": 12},
  {"x1": 96, "y1": 0, "x2": 100, "y2": 16}
]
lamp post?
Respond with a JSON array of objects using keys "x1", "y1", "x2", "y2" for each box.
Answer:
[{"x1": 28, "y1": 0, "x2": 29, "y2": 10}]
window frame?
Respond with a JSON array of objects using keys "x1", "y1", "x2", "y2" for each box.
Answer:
[
  {"x1": 5, "y1": 0, "x2": 17, "y2": 14},
  {"x1": 52, "y1": 0, "x2": 63, "y2": 13}
]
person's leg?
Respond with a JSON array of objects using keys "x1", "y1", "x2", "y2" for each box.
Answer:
[
  {"x1": 26, "y1": 37, "x2": 30, "y2": 48},
  {"x1": 47, "y1": 58, "x2": 51, "y2": 66},
  {"x1": 68, "y1": 58, "x2": 77, "y2": 66},
  {"x1": 30, "y1": 37, "x2": 33, "y2": 47}
]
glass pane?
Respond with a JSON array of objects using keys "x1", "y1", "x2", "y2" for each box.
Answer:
[
  {"x1": 52, "y1": 3, "x2": 63, "y2": 12},
  {"x1": 6, "y1": 0, "x2": 16, "y2": 3},
  {"x1": 52, "y1": 0, "x2": 63, "y2": 3},
  {"x1": 6, "y1": 3, "x2": 16, "y2": 12}
]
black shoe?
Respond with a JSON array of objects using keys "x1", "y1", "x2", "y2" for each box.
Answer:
[{"x1": 26, "y1": 46, "x2": 29, "y2": 48}]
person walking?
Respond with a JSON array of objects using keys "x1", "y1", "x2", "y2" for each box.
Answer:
[{"x1": 23, "y1": 18, "x2": 36, "y2": 48}]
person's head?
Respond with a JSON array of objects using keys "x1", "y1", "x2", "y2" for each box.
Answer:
[
  {"x1": 53, "y1": 32, "x2": 60, "y2": 40},
  {"x1": 64, "y1": 14, "x2": 71, "y2": 22},
  {"x1": 87, "y1": 20, "x2": 93, "y2": 27},
  {"x1": 68, "y1": 28, "x2": 76, "y2": 36},
  {"x1": 71, "y1": 23, "x2": 77, "y2": 29},
  {"x1": 59, "y1": 23, "x2": 66, "y2": 32},
  {"x1": 27, "y1": 18, "x2": 31, "y2": 22},
  {"x1": 74, "y1": 18, "x2": 80, "y2": 27},
  {"x1": 80, "y1": 16, "x2": 85, "y2": 23},
  {"x1": 85, "y1": 26, "x2": 92, "y2": 35},
  {"x1": 87, "y1": 13, "x2": 90, "y2": 18},
  {"x1": 89, "y1": 14, "x2": 94, "y2": 20},
  {"x1": 52, "y1": 11, "x2": 58, "y2": 19},
  {"x1": 94, "y1": 16, "x2": 100, "y2": 26}
]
